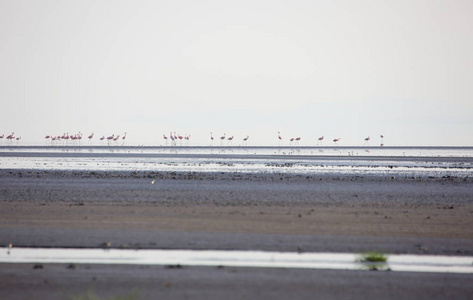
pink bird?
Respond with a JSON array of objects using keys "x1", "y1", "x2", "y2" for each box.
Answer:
[
  {"x1": 106, "y1": 134, "x2": 114, "y2": 146},
  {"x1": 6, "y1": 132, "x2": 15, "y2": 145},
  {"x1": 243, "y1": 135, "x2": 249, "y2": 145},
  {"x1": 122, "y1": 132, "x2": 127, "y2": 142},
  {"x1": 227, "y1": 135, "x2": 234, "y2": 145},
  {"x1": 209, "y1": 132, "x2": 214, "y2": 146}
]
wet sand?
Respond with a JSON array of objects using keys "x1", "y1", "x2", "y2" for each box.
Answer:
[
  {"x1": 1, "y1": 169, "x2": 473, "y2": 299},
  {"x1": 1, "y1": 263, "x2": 473, "y2": 300}
]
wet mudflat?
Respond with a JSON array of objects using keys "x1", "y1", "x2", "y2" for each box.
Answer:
[
  {"x1": 1, "y1": 263, "x2": 473, "y2": 300},
  {"x1": 0, "y1": 150, "x2": 473, "y2": 299},
  {"x1": 1, "y1": 169, "x2": 473, "y2": 250}
]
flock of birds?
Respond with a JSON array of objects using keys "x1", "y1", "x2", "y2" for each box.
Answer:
[
  {"x1": 162, "y1": 132, "x2": 192, "y2": 146},
  {"x1": 41, "y1": 132, "x2": 128, "y2": 145},
  {"x1": 162, "y1": 132, "x2": 251, "y2": 146},
  {"x1": 0, "y1": 131, "x2": 385, "y2": 147},
  {"x1": 163, "y1": 132, "x2": 385, "y2": 147},
  {"x1": 277, "y1": 133, "x2": 385, "y2": 146},
  {"x1": 0, "y1": 132, "x2": 21, "y2": 145}
]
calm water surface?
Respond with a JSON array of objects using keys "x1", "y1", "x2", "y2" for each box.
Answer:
[
  {"x1": 2, "y1": 247, "x2": 473, "y2": 274},
  {"x1": 1, "y1": 146, "x2": 472, "y2": 178}
]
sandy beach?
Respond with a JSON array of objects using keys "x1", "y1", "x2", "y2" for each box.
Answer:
[{"x1": 1, "y1": 167, "x2": 472, "y2": 299}]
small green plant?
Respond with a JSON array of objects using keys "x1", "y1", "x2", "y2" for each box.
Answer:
[
  {"x1": 71, "y1": 290, "x2": 139, "y2": 300},
  {"x1": 359, "y1": 251, "x2": 388, "y2": 263},
  {"x1": 358, "y1": 252, "x2": 389, "y2": 271}
]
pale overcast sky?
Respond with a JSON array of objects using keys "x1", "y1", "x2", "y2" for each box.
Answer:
[{"x1": 1, "y1": 0, "x2": 472, "y2": 146}]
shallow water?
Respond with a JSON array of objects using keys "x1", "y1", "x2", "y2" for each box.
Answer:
[
  {"x1": 2, "y1": 247, "x2": 472, "y2": 274},
  {"x1": 0, "y1": 146, "x2": 472, "y2": 178},
  {"x1": 2, "y1": 145, "x2": 473, "y2": 157}
]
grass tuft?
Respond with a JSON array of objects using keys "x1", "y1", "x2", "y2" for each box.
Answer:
[
  {"x1": 360, "y1": 251, "x2": 388, "y2": 263},
  {"x1": 357, "y1": 252, "x2": 389, "y2": 271}
]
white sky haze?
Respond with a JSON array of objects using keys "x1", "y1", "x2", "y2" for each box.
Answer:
[{"x1": 1, "y1": 0, "x2": 472, "y2": 146}]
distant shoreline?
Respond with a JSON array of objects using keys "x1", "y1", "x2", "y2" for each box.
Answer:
[{"x1": 1, "y1": 145, "x2": 473, "y2": 150}]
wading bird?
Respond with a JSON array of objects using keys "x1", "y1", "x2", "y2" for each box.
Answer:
[
  {"x1": 122, "y1": 132, "x2": 127, "y2": 145},
  {"x1": 6, "y1": 132, "x2": 15, "y2": 145},
  {"x1": 76, "y1": 132, "x2": 83, "y2": 145},
  {"x1": 112, "y1": 135, "x2": 120, "y2": 147},
  {"x1": 278, "y1": 132, "x2": 283, "y2": 146},
  {"x1": 87, "y1": 133, "x2": 94, "y2": 144},
  {"x1": 106, "y1": 134, "x2": 114, "y2": 146},
  {"x1": 44, "y1": 135, "x2": 51, "y2": 145}
]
